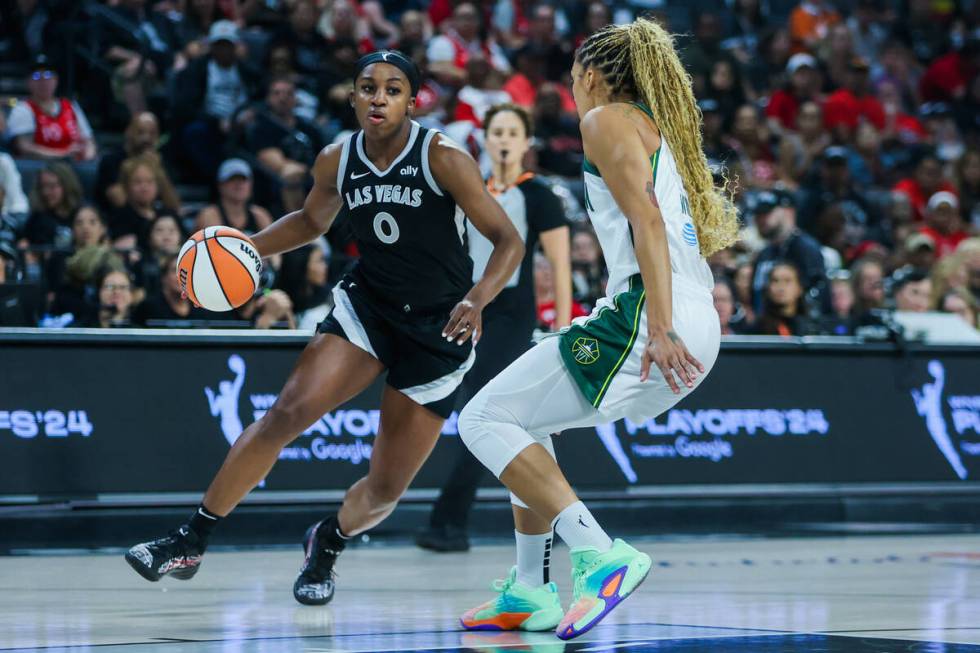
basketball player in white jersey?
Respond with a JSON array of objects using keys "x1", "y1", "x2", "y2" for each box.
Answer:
[{"x1": 456, "y1": 18, "x2": 741, "y2": 640}]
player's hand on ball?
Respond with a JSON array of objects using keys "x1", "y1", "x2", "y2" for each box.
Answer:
[
  {"x1": 443, "y1": 298, "x2": 483, "y2": 345},
  {"x1": 640, "y1": 329, "x2": 704, "y2": 394}
]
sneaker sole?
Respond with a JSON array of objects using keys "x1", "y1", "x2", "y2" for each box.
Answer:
[
  {"x1": 460, "y1": 605, "x2": 563, "y2": 632},
  {"x1": 124, "y1": 552, "x2": 161, "y2": 582},
  {"x1": 556, "y1": 553, "x2": 652, "y2": 640}
]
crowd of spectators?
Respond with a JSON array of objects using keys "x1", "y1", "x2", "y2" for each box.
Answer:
[{"x1": 0, "y1": 0, "x2": 978, "y2": 335}]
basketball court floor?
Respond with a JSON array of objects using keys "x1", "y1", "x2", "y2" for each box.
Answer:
[{"x1": 2, "y1": 533, "x2": 979, "y2": 652}]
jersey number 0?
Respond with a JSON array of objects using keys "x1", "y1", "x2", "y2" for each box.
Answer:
[{"x1": 373, "y1": 211, "x2": 400, "y2": 244}]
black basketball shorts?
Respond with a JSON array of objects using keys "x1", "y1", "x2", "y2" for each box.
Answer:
[{"x1": 317, "y1": 276, "x2": 475, "y2": 418}]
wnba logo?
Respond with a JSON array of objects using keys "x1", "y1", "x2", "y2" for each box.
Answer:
[{"x1": 911, "y1": 360, "x2": 980, "y2": 480}]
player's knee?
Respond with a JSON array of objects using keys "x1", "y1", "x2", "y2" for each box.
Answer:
[{"x1": 257, "y1": 402, "x2": 309, "y2": 444}]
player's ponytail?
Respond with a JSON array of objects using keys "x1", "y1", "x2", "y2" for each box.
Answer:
[{"x1": 576, "y1": 18, "x2": 740, "y2": 257}]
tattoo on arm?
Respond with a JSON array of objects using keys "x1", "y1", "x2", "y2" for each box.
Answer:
[
  {"x1": 667, "y1": 331, "x2": 680, "y2": 343},
  {"x1": 646, "y1": 180, "x2": 659, "y2": 208}
]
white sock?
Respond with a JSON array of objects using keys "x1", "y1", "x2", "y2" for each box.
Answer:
[
  {"x1": 515, "y1": 530, "x2": 553, "y2": 587},
  {"x1": 551, "y1": 501, "x2": 612, "y2": 552}
]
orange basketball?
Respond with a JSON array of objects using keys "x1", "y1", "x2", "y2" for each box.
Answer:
[{"x1": 176, "y1": 226, "x2": 261, "y2": 311}]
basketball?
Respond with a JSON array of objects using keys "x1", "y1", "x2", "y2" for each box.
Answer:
[{"x1": 176, "y1": 226, "x2": 261, "y2": 312}]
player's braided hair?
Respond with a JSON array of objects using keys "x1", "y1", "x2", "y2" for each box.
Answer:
[{"x1": 575, "y1": 18, "x2": 740, "y2": 257}]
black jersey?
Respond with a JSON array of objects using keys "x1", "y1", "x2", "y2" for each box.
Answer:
[
  {"x1": 337, "y1": 122, "x2": 472, "y2": 314},
  {"x1": 467, "y1": 174, "x2": 567, "y2": 325}
]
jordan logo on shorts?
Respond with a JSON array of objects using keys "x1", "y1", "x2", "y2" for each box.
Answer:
[{"x1": 571, "y1": 337, "x2": 600, "y2": 365}]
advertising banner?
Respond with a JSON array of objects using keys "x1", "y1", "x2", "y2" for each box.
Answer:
[{"x1": 1, "y1": 341, "x2": 978, "y2": 497}]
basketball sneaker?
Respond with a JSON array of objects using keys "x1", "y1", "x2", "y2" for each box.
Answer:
[
  {"x1": 555, "y1": 538, "x2": 652, "y2": 640},
  {"x1": 125, "y1": 526, "x2": 204, "y2": 582},
  {"x1": 293, "y1": 519, "x2": 344, "y2": 606},
  {"x1": 460, "y1": 566, "x2": 564, "y2": 631}
]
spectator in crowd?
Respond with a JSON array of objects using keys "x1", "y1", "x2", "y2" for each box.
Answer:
[
  {"x1": 891, "y1": 266, "x2": 932, "y2": 312},
  {"x1": 44, "y1": 205, "x2": 109, "y2": 304},
  {"x1": 320, "y1": 0, "x2": 378, "y2": 55},
  {"x1": 109, "y1": 154, "x2": 181, "y2": 251},
  {"x1": 712, "y1": 275, "x2": 741, "y2": 335},
  {"x1": 733, "y1": 259, "x2": 757, "y2": 325},
  {"x1": 939, "y1": 287, "x2": 977, "y2": 328},
  {"x1": 766, "y1": 53, "x2": 822, "y2": 134},
  {"x1": 236, "y1": 288, "x2": 296, "y2": 329},
  {"x1": 570, "y1": 226, "x2": 605, "y2": 310},
  {"x1": 520, "y1": 3, "x2": 574, "y2": 82},
  {"x1": 534, "y1": 253, "x2": 586, "y2": 331},
  {"x1": 721, "y1": 0, "x2": 769, "y2": 64},
  {"x1": 682, "y1": 13, "x2": 737, "y2": 97},
  {"x1": 731, "y1": 104, "x2": 777, "y2": 189},
  {"x1": 919, "y1": 35, "x2": 980, "y2": 104},
  {"x1": 919, "y1": 191, "x2": 969, "y2": 259},
  {"x1": 173, "y1": 0, "x2": 225, "y2": 64},
  {"x1": 955, "y1": 149, "x2": 980, "y2": 229},
  {"x1": 275, "y1": 240, "x2": 332, "y2": 331},
  {"x1": 532, "y1": 82, "x2": 583, "y2": 177},
  {"x1": 47, "y1": 244, "x2": 121, "y2": 322},
  {"x1": 0, "y1": 153, "x2": 30, "y2": 230},
  {"x1": 503, "y1": 45, "x2": 576, "y2": 115},
  {"x1": 701, "y1": 98, "x2": 739, "y2": 173},
  {"x1": 22, "y1": 162, "x2": 83, "y2": 250},
  {"x1": 263, "y1": 42, "x2": 320, "y2": 121},
  {"x1": 270, "y1": 0, "x2": 332, "y2": 78},
  {"x1": 960, "y1": 238, "x2": 980, "y2": 304},
  {"x1": 173, "y1": 20, "x2": 261, "y2": 181},
  {"x1": 134, "y1": 254, "x2": 212, "y2": 325},
  {"x1": 196, "y1": 159, "x2": 274, "y2": 236},
  {"x1": 452, "y1": 55, "x2": 512, "y2": 126},
  {"x1": 94, "y1": 112, "x2": 163, "y2": 212},
  {"x1": 876, "y1": 78, "x2": 928, "y2": 146},
  {"x1": 820, "y1": 24, "x2": 857, "y2": 91},
  {"x1": 777, "y1": 101, "x2": 831, "y2": 186},
  {"x1": 7, "y1": 55, "x2": 97, "y2": 162},
  {"x1": 575, "y1": 2, "x2": 612, "y2": 49},
  {"x1": 789, "y1": 0, "x2": 841, "y2": 52},
  {"x1": 751, "y1": 188, "x2": 828, "y2": 314},
  {"x1": 138, "y1": 214, "x2": 185, "y2": 296},
  {"x1": 427, "y1": 2, "x2": 510, "y2": 86},
  {"x1": 892, "y1": 150, "x2": 958, "y2": 221},
  {"x1": 826, "y1": 271, "x2": 856, "y2": 334},
  {"x1": 799, "y1": 147, "x2": 880, "y2": 248},
  {"x1": 706, "y1": 59, "x2": 748, "y2": 128},
  {"x1": 244, "y1": 76, "x2": 324, "y2": 213},
  {"x1": 846, "y1": 0, "x2": 889, "y2": 63},
  {"x1": 87, "y1": 267, "x2": 137, "y2": 328},
  {"x1": 753, "y1": 261, "x2": 811, "y2": 336},
  {"x1": 851, "y1": 256, "x2": 885, "y2": 318},
  {"x1": 823, "y1": 57, "x2": 886, "y2": 141},
  {"x1": 391, "y1": 10, "x2": 432, "y2": 54},
  {"x1": 94, "y1": 0, "x2": 177, "y2": 116},
  {"x1": 904, "y1": 232, "x2": 938, "y2": 271}
]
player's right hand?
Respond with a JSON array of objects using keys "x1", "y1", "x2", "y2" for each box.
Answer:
[
  {"x1": 443, "y1": 298, "x2": 483, "y2": 346},
  {"x1": 640, "y1": 329, "x2": 704, "y2": 394}
]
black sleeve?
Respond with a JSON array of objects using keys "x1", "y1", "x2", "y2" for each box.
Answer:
[{"x1": 522, "y1": 178, "x2": 569, "y2": 234}]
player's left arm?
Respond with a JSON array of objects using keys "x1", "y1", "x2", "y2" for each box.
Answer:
[
  {"x1": 581, "y1": 105, "x2": 703, "y2": 393},
  {"x1": 429, "y1": 134, "x2": 525, "y2": 344}
]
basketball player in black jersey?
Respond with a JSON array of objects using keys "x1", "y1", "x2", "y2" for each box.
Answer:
[{"x1": 124, "y1": 50, "x2": 524, "y2": 606}]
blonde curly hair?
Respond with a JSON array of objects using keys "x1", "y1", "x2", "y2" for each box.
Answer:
[{"x1": 575, "y1": 18, "x2": 740, "y2": 257}]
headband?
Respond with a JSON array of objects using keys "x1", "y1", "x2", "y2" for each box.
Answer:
[{"x1": 354, "y1": 50, "x2": 421, "y2": 97}]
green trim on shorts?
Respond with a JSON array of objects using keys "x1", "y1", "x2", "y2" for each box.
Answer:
[{"x1": 559, "y1": 274, "x2": 646, "y2": 408}]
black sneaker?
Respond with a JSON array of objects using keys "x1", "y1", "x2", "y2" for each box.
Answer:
[
  {"x1": 125, "y1": 527, "x2": 204, "y2": 582},
  {"x1": 293, "y1": 520, "x2": 343, "y2": 605},
  {"x1": 414, "y1": 525, "x2": 470, "y2": 552}
]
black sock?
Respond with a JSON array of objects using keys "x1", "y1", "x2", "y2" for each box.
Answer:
[
  {"x1": 316, "y1": 515, "x2": 351, "y2": 552},
  {"x1": 187, "y1": 504, "x2": 222, "y2": 543}
]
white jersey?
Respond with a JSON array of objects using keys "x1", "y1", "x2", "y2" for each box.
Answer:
[{"x1": 582, "y1": 105, "x2": 713, "y2": 300}]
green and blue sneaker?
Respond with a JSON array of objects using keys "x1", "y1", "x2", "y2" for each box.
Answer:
[
  {"x1": 555, "y1": 538, "x2": 652, "y2": 640},
  {"x1": 460, "y1": 566, "x2": 564, "y2": 632}
]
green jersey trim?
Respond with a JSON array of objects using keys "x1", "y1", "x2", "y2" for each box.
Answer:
[{"x1": 558, "y1": 274, "x2": 646, "y2": 407}]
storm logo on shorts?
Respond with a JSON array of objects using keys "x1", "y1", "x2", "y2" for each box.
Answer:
[{"x1": 571, "y1": 337, "x2": 600, "y2": 365}]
